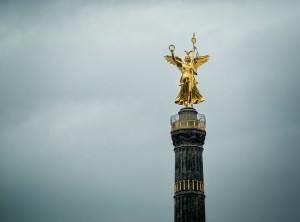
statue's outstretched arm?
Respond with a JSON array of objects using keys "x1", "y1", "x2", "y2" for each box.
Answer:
[
  {"x1": 164, "y1": 45, "x2": 183, "y2": 71},
  {"x1": 173, "y1": 53, "x2": 182, "y2": 67}
]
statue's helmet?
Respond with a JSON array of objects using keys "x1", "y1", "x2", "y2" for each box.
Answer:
[
  {"x1": 184, "y1": 50, "x2": 192, "y2": 62},
  {"x1": 185, "y1": 55, "x2": 191, "y2": 62}
]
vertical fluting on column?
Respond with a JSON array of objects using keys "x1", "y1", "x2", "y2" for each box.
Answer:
[{"x1": 170, "y1": 107, "x2": 206, "y2": 222}]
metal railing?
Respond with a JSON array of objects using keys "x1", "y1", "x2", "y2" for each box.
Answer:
[{"x1": 170, "y1": 113, "x2": 206, "y2": 131}]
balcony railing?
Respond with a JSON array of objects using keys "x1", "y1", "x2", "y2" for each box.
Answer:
[{"x1": 170, "y1": 113, "x2": 206, "y2": 131}]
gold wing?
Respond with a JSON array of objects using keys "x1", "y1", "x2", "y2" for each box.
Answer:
[
  {"x1": 193, "y1": 55, "x2": 210, "y2": 70},
  {"x1": 165, "y1": 55, "x2": 182, "y2": 71}
]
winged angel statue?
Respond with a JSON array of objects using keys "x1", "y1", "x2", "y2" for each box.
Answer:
[{"x1": 165, "y1": 33, "x2": 210, "y2": 107}]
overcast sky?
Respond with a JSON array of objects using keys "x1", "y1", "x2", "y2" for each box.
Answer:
[{"x1": 0, "y1": 0, "x2": 300, "y2": 222}]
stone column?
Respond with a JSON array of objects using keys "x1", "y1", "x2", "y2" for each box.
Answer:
[{"x1": 170, "y1": 107, "x2": 206, "y2": 222}]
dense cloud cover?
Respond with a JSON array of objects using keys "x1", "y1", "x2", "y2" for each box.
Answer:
[{"x1": 1, "y1": 1, "x2": 300, "y2": 222}]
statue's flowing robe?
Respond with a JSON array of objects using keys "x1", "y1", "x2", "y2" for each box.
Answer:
[{"x1": 175, "y1": 63, "x2": 205, "y2": 105}]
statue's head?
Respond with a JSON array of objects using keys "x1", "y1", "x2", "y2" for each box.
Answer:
[
  {"x1": 184, "y1": 50, "x2": 192, "y2": 62},
  {"x1": 184, "y1": 55, "x2": 191, "y2": 62}
]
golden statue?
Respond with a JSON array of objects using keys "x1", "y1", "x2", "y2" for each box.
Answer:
[{"x1": 165, "y1": 33, "x2": 210, "y2": 107}]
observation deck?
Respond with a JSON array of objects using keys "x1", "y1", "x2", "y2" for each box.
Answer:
[{"x1": 170, "y1": 107, "x2": 206, "y2": 132}]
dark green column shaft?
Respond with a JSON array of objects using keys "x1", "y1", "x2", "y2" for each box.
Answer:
[{"x1": 171, "y1": 108, "x2": 206, "y2": 222}]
